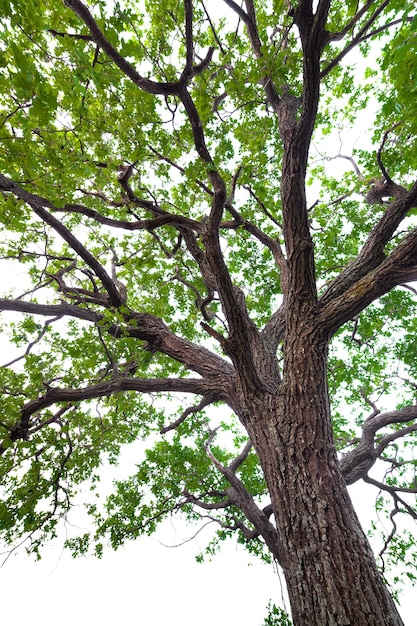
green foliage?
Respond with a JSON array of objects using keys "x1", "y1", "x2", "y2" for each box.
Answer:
[
  {"x1": 0, "y1": 1, "x2": 416, "y2": 603},
  {"x1": 262, "y1": 602, "x2": 292, "y2": 626}
]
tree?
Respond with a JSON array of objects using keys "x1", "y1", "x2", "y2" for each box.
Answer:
[{"x1": 0, "y1": 0, "x2": 416, "y2": 623}]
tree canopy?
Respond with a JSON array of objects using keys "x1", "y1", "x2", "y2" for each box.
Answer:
[{"x1": 0, "y1": 1, "x2": 416, "y2": 624}]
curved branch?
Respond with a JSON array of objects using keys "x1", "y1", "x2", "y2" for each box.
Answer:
[
  {"x1": 321, "y1": 0, "x2": 391, "y2": 78},
  {"x1": 0, "y1": 174, "x2": 124, "y2": 307},
  {"x1": 222, "y1": 199, "x2": 289, "y2": 299},
  {"x1": 229, "y1": 439, "x2": 253, "y2": 472},
  {"x1": 358, "y1": 15, "x2": 416, "y2": 44},
  {"x1": 0, "y1": 297, "x2": 234, "y2": 380},
  {"x1": 63, "y1": 0, "x2": 179, "y2": 95},
  {"x1": 160, "y1": 396, "x2": 215, "y2": 434},
  {"x1": 182, "y1": 490, "x2": 232, "y2": 511},
  {"x1": 339, "y1": 405, "x2": 417, "y2": 484},
  {"x1": 224, "y1": 0, "x2": 281, "y2": 113},
  {"x1": 179, "y1": 87, "x2": 214, "y2": 164},
  {"x1": 56, "y1": 202, "x2": 203, "y2": 233},
  {"x1": 329, "y1": 0, "x2": 377, "y2": 41},
  {"x1": 176, "y1": 90, "x2": 280, "y2": 391},
  {"x1": 324, "y1": 231, "x2": 417, "y2": 334},
  {"x1": 363, "y1": 476, "x2": 417, "y2": 520},
  {"x1": 375, "y1": 424, "x2": 417, "y2": 457},
  {"x1": 205, "y1": 431, "x2": 282, "y2": 562},
  {"x1": 0, "y1": 377, "x2": 215, "y2": 454}
]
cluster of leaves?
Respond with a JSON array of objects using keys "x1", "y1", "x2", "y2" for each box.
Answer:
[
  {"x1": 262, "y1": 601, "x2": 292, "y2": 626},
  {"x1": 0, "y1": 1, "x2": 416, "y2": 597}
]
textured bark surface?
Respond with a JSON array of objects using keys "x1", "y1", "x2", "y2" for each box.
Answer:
[
  {"x1": 234, "y1": 329, "x2": 404, "y2": 625},
  {"x1": 1, "y1": 3, "x2": 417, "y2": 625}
]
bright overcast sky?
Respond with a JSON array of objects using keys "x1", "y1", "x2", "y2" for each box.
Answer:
[
  {"x1": 0, "y1": 4, "x2": 415, "y2": 625},
  {"x1": 0, "y1": 481, "x2": 414, "y2": 625}
]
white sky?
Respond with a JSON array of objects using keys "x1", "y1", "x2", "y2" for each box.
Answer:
[
  {"x1": 0, "y1": 6, "x2": 415, "y2": 625},
  {"x1": 0, "y1": 481, "x2": 414, "y2": 625}
]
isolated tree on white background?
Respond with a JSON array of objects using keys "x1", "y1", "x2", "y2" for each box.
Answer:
[{"x1": 0, "y1": 1, "x2": 416, "y2": 624}]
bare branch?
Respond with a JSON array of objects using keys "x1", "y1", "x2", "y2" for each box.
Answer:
[
  {"x1": 205, "y1": 430, "x2": 281, "y2": 562},
  {"x1": 2, "y1": 315, "x2": 61, "y2": 368},
  {"x1": 339, "y1": 405, "x2": 417, "y2": 484},
  {"x1": 160, "y1": 396, "x2": 215, "y2": 434},
  {"x1": 364, "y1": 476, "x2": 417, "y2": 520}
]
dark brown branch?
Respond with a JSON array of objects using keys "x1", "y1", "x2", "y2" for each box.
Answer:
[
  {"x1": 223, "y1": 198, "x2": 289, "y2": 295},
  {"x1": 0, "y1": 297, "x2": 234, "y2": 380},
  {"x1": 0, "y1": 298, "x2": 102, "y2": 323},
  {"x1": 160, "y1": 396, "x2": 215, "y2": 434},
  {"x1": 321, "y1": 0, "x2": 391, "y2": 78},
  {"x1": 363, "y1": 476, "x2": 417, "y2": 520},
  {"x1": 192, "y1": 47, "x2": 215, "y2": 77},
  {"x1": 182, "y1": 0, "x2": 194, "y2": 76},
  {"x1": 320, "y1": 179, "x2": 417, "y2": 312},
  {"x1": 179, "y1": 87, "x2": 214, "y2": 164},
  {"x1": 339, "y1": 405, "x2": 417, "y2": 484},
  {"x1": 271, "y1": 5, "x2": 330, "y2": 325},
  {"x1": 359, "y1": 15, "x2": 415, "y2": 44},
  {"x1": 48, "y1": 28, "x2": 93, "y2": 41},
  {"x1": 63, "y1": 0, "x2": 179, "y2": 95},
  {"x1": 223, "y1": 1, "x2": 282, "y2": 114},
  {"x1": 243, "y1": 0, "x2": 263, "y2": 55},
  {"x1": 2, "y1": 315, "x2": 61, "y2": 368},
  {"x1": 375, "y1": 424, "x2": 417, "y2": 457},
  {"x1": 60, "y1": 202, "x2": 203, "y2": 233},
  {"x1": 242, "y1": 185, "x2": 283, "y2": 228},
  {"x1": 376, "y1": 122, "x2": 404, "y2": 183},
  {"x1": 174, "y1": 89, "x2": 280, "y2": 391},
  {"x1": 329, "y1": 0, "x2": 376, "y2": 41},
  {"x1": 146, "y1": 144, "x2": 213, "y2": 196},
  {"x1": 0, "y1": 174, "x2": 124, "y2": 307},
  {"x1": 0, "y1": 377, "x2": 215, "y2": 454},
  {"x1": 229, "y1": 439, "x2": 253, "y2": 472},
  {"x1": 28, "y1": 405, "x2": 72, "y2": 435},
  {"x1": 320, "y1": 221, "x2": 417, "y2": 335},
  {"x1": 222, "y1": 0, "x2": 251, "y2": 26},
  {"x1": 205, "y1": 430, "x2": 281, "y2": 562},
  {"x1": 182, "y1": 490, "x2": 232, "y2": 511}
]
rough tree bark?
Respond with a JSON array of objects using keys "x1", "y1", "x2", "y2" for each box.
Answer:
[
  {"x1": 1, "y1": 1, "x2": 417, "y2": 625},
  {"x1": 232, "y1": 333, "x2": 404, "y2": 625},
  {"x1": 212, "y1": 3, "x2": 409, "y2": 623}
]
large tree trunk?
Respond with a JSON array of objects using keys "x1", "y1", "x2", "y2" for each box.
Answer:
[{"x1": 234, "y1": 327, "x2": 404, "y2": 626}]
